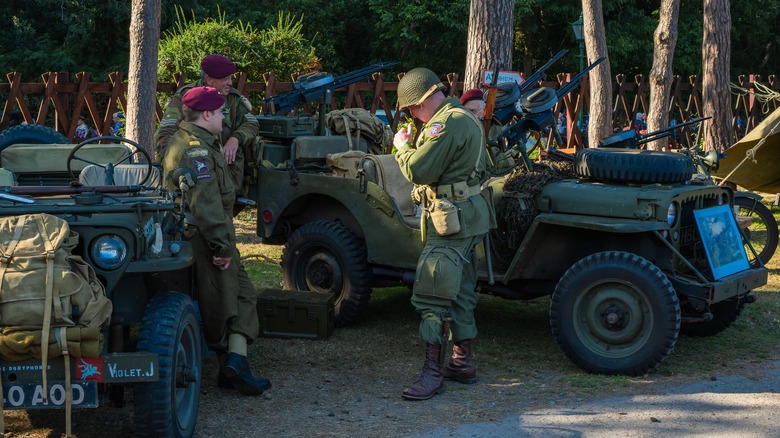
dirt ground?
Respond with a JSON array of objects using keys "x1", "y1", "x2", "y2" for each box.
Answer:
[{"x1": 6, "y1": 289, "x2": 776, "y2": 438}]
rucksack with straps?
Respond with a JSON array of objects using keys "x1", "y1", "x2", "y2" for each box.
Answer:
[
  {"x1": 0, "y1": 213, "x2": 112, "y2": 434},
  {"x1": 325, "y1": 108, "x2": 393, "y2": 154}
]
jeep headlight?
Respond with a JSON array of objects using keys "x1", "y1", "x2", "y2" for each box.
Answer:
[
  {"x1": 667, "y1": 203, "x2": 678, "y2": 226},
  {"x1": 91, "y1": 234, "x2": 127, "y2": 270}
]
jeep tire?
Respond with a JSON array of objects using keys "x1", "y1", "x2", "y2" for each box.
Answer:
[
  {"x1": 734, "y1": 196, "x2": 778, "y2": 266},
  {"x1": 0, "y1": 124, "x2": 70, "y2": 152},
  {"x1": 134, "y1": 292, "x2": 202, "y2": 438},
  {"x1": 281, "y1": 220, "x2": 372, "y2": 327},
  {"x1": 681, "y1": 297, "x2": 744, "y2": 337},
  {"x1": 550, "y1": 251, "x2": 681, "y2": 376},
  {"x1": 574, "y1": 148, "x2": 694, "y2": 184}
]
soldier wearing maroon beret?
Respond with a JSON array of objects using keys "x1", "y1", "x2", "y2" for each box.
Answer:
[
  {"x1": 163, "y1": 86, "x2": 272, "y2": 396},
  {"x1": 155, "y1": 53, "x2": 259, "y2": 204},
  {"x1": 460, "y1": 88, "x2": 486, "y2": 119}
]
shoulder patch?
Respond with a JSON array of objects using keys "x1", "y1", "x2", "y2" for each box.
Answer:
[
  {"x1": 429, "y1": 122, "x2": 444, "y2": 137},
  {"x1": 192, "y1": 158, "x2": 211, "y2": 179},
  {"x1": 186, "y1": 147, "x2": 209, "y2": 158},
  {"x1": 240, "y1": 95, "x2": 252, "y2": 112}
]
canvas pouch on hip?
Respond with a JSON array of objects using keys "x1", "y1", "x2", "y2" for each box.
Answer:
[{"x1": 413, "y1": 245, "x2": 466, "y2": 300}]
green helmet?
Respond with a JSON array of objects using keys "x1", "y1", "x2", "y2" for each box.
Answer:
[{"x1": 397, "y1": 68, "x2": 446, "y2": 109}]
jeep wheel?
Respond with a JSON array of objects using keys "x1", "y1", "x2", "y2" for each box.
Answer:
[
  {"x1": 134, "y1": 292, "x2": 202, "y2": 437},
  {"x1": 0, "y1": 124, "x2": 70, "y2": 152},
  {"x1": 734, "y1": 197, "x2": 778, "y2": 266},
  {"x1": 681, "y1": 298, "x2": 744, "y2": 337},
  {"x1": 573, "y1": 148, "x2": 693, "y2": 184},
  {"x1": 281, "y1": 220, "x2": 371, "y2": 327},
  {"x1": 550, "y1": 251, "x2": 681, "y2": 376}
]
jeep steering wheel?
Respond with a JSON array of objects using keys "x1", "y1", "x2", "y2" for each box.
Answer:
[{"x1": 67, "y1": 136, "x2": 153, "y2": 186}]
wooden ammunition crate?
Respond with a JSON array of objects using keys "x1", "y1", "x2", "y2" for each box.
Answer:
[{"x1": 257, "y1": 289, "x2": 334, "y2": 340}]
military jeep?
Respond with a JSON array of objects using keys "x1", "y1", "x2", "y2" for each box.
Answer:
[
  {"x1": 252, "y1": 73, "x2": 769, "y2": 376},
  {"x1": 0, "y1": 126, "x2": 200, "y2": 437}
]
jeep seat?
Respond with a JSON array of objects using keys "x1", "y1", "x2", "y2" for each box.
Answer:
[
  {"x1": 78, "y1": 163, "x2": 162, "y2": 188},
  {"x1": 360, "y1": 154, "x2": 417, "y2": 218},
  {"x1": 0, "y1": 143, "x2": 132, "y2": 186}
]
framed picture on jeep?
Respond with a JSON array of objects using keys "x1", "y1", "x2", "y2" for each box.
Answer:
[{"x1": 694, "y1": 205, "x2": 750, "y2": 279}]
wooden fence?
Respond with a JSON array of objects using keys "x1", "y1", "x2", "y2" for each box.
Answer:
[{"x1": 1, "y1": 70, "x2": 778, "y2": 149}]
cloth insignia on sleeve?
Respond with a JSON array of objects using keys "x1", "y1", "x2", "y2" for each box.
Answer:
[
  {"x1": 429, "y1": 122, "x2": 444, "y2": 137},
  {"x1": 186, "y1": 147, "x2": 209, "y2": 158},
  {"x1": 192, "y1": 158, "x2": 211, "y2": 179},
  {"x1": 240, "y1": 95, "x2": 253, "y2": 111}
]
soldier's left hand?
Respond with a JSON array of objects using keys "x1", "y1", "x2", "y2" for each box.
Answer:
[
  {"x1": 223, "y1": 137, "x2": 240, "y2": 164},
  {"x1": 393, "y1": 124, "x2": 413, "y2": 150}
]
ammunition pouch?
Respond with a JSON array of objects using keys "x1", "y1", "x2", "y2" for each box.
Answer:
[
  {"x1": 428, "y1": 198, "x2": 461, "y2": 236},
  {"x1": 430, "y1": 181, "x2": 481, "y2": 202}
]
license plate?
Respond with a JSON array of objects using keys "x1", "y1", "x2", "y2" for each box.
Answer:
[{"x1": 2, "y1": 381, "x2": 98, "y2": 409}]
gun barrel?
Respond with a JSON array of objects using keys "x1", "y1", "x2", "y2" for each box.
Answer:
[
  {"x1": 2, "y1": 185, "x2": 142, "y2": 197},
  {"x1": 518, "y1": 49, "x2": 568, "y2": 95},
  {"x1": 264, "y1": 61, "x2": 400, "y2": 114},
  {"x1": 557, "y1": 57, "x2": 606, "y2": 99}
]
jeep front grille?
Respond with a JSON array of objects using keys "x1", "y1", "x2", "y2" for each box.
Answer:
[{"x1": 674, "y1": 191, "x2": 725, "y2": 273}]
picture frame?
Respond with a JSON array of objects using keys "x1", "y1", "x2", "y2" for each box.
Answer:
[{"x1": 693, "y1": 204, "x2": 750, "y2": 280}]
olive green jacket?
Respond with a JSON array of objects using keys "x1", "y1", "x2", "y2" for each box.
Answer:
[
  {"x1": 154, "y1": 80, "x2": 259, "y2": 161},
  {"x1": 163, "y1": 121, "x2": 236, "y2": 258},
  {"x1": 395, "y1": 97, "x2": 493, "y2": 238}
]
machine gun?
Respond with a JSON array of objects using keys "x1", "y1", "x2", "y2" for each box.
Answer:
[
  {"x1": 599, "y1": 117, "x2": 710, "y2": 149},
  {"x1": 263, "y1": 61, "x2": 400, "y2": 115},
  {"x1": 491, "y1": 49, "x2": 568, "y2": 127},
  {"x1": 494, "y1": 56, "x2": 606, "y2": 172}
]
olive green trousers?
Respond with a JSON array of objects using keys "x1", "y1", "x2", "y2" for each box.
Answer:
[
  {"x1": 411, "y1": 234, "x2": 483, "y2": 344},
  {"x1": 188, "y1": 232, "x2": 259, "y2": 352}
]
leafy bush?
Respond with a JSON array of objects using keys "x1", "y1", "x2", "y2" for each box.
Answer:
[{"x1": 157, "y1": 7, "x2": 319, "y2": 84}]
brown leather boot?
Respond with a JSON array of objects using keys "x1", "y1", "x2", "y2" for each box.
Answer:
[
  {"x1": 442, "y1": 340, "x2": 477, "y2": 384},
  {"x1": 402, "y1": 344, "x2": 445, "y2": 401}
]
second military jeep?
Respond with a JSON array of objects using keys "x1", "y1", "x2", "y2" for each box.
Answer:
[{"x1": 252, "y1": 73, "x2": 768, "y2": 376}]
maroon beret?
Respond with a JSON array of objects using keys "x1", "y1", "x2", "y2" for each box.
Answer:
[
  {"x1": 460, "y1": 88, "x2": 486, "y2": 105},
  {"x1": 182, "y1": 87, "x2": 225, "y2": 111},
  {"x1": 201, "y1": 54, "x2": 236, "y2": 79}
]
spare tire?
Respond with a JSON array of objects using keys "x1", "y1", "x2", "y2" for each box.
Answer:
[
  {"x1": 574, "y1": 148, "x2": 694, "y2": 184},
  {"x1": 0, "y1": 124, "x2": 70, "y2": 153}
]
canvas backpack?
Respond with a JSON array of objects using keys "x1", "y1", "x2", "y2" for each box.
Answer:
[
  {"x1": 0, "y1": 213, "x2": 112, "y2": 429},
  {"x1": 325, "y1": 108, "x2": 393, "y2": 154}
]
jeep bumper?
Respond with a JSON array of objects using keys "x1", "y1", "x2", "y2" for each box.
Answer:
[{"x1": 669, "y1": 266, "x2": 768, "y2": 303}]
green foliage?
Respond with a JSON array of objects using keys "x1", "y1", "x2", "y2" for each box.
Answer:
[
  {"x1": 254, "y1": 12, "x2": 320, "y2": 80},
  {"x1": 1, "y1": 0, "x2": 779, "y2": 83},
  {"x1": 0, "y1": 0, "x2": 130, "y2": 78},
  {"x1": 366, "y1": 0, "x2": 469, "y2": 75},
  {"x1": 157, "y1": 7, "x2": 318, "y2": 83}
]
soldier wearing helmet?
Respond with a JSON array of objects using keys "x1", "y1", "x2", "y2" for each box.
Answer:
[
  {"x1": 155, "y1": 54, "x2": 259, "y2": 204},
  {"x1": 393, "y1": 68, "x2": 495, "y2": 401}
]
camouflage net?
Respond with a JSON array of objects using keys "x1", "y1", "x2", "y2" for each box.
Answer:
[{"x1": 490, "y1": 152, "x2": 576, "y2": 270}]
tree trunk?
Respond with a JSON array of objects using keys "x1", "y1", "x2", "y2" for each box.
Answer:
[
  {"x1": 126, "y1": 0, "x2": 161, "y2": 155},
  {"x1": 702, "y1": 0, "x2": 732, "y2": 152},
  {"x1": 583, "y1": 0, "x2": 613, "y2": 147},
  {"x1": 464, "y1": 0, "x2": 514, "y2": 90},
  {"x1": 646, "y1": 0, "x2": 681, "y2": 151}
]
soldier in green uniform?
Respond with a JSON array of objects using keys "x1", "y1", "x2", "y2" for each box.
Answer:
[
  {"x1": 162, "y1": 86, "x2": 271, "y2": 396},
  {"x1": 393, "y1": 68, "x2": 495, "y2": 401},
  {"x1": 155, "y1": 53, "x2": 259, "y2": 200}
]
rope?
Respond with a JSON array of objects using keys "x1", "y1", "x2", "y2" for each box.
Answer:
[{"x1": 731, "y1": 82, "x2": 780, "y2": 115}]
